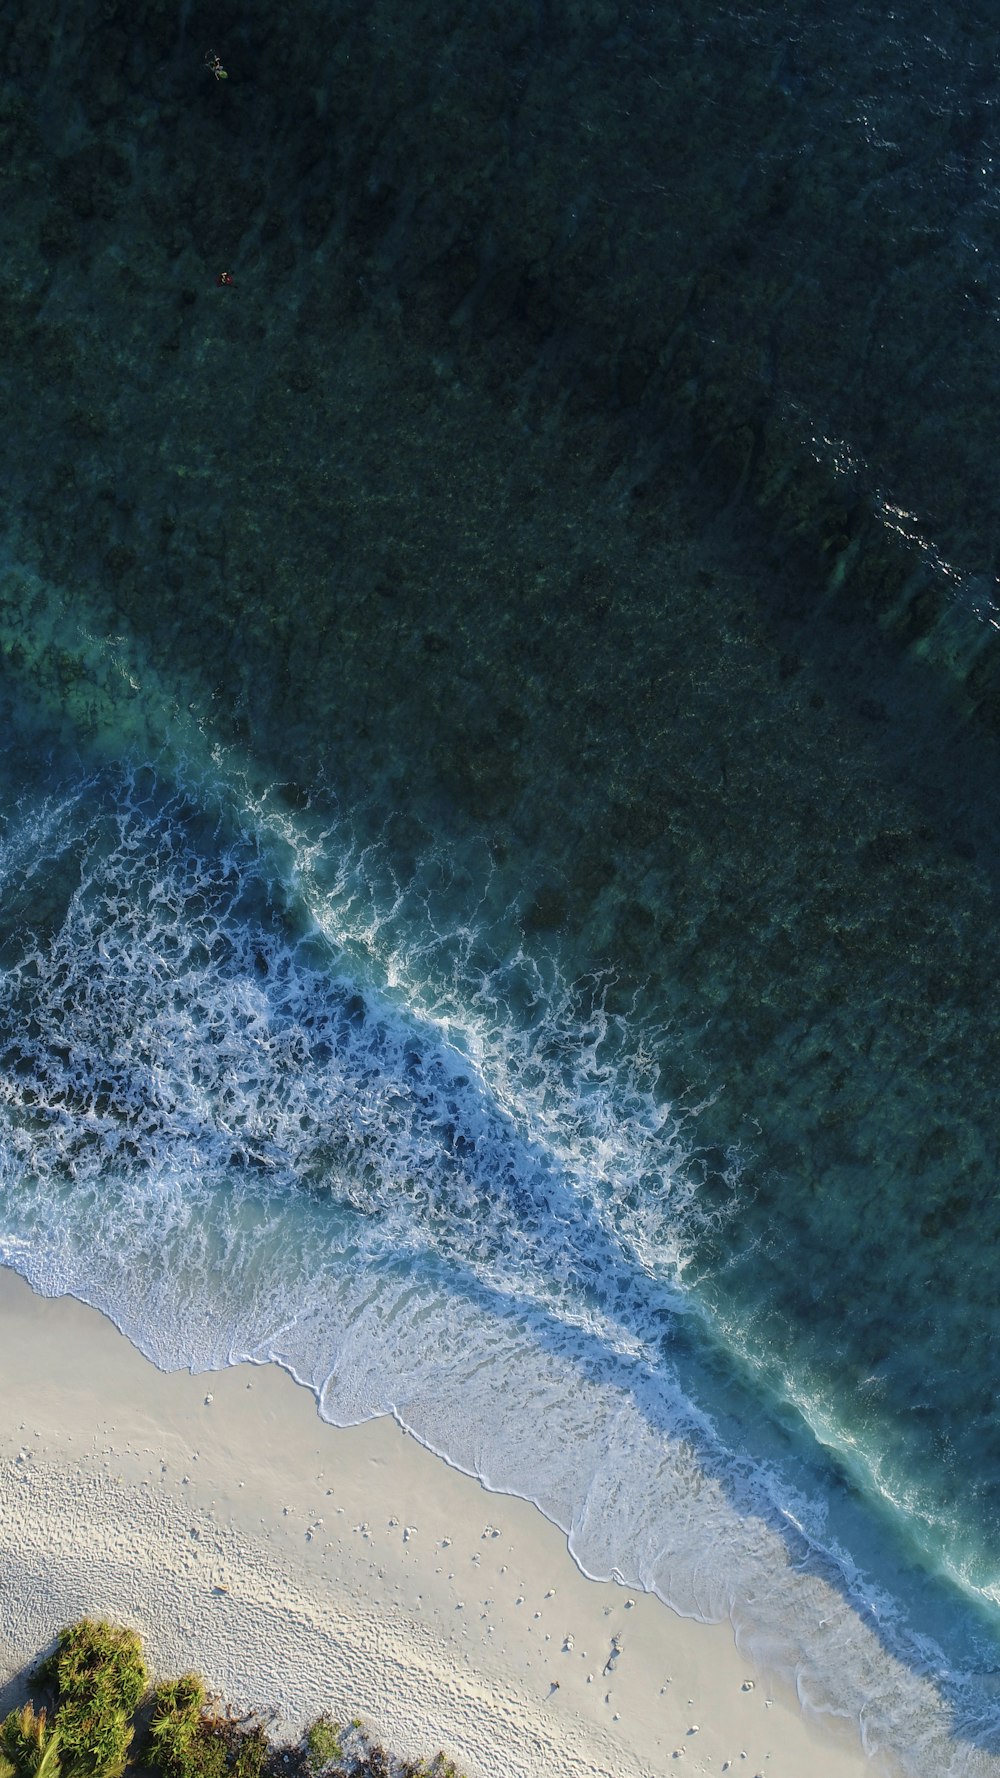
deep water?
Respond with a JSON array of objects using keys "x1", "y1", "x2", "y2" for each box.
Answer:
[{"x1": 4, "y1": 0, "x2": 1000, "y2": 1771}]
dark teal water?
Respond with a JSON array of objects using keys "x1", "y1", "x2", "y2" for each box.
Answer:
[{"x1": 4, "y1": 0, "x2": 1000, "y2": 1770}]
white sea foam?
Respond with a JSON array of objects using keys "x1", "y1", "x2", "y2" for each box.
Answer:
[{"x1": 0, "y1": 763, "x2": 997, "y2": 1778}]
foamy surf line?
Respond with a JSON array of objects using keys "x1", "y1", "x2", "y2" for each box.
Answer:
[{"x1": 0, "y1": 760, "x2": 994, "y2": 1777}]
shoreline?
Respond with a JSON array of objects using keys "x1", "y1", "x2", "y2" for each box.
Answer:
[{"x1": 0, "y1": 1266, "x2": 881, "y2": 1778}]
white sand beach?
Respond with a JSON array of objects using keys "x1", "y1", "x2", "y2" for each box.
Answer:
[{"x1": 0, "y1": 1267, "x2": 885, "y2": 1778}]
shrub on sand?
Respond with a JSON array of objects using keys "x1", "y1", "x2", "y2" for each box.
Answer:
[
  {"x1": 0, "y1": 1705, "x2": 62, "y2": 1778},
  {"x1": 148, "y1": 1677, "x2": 222, "y2": 1778},
  {"x1": 44, "y1": 1620, "x2": 146, "y2": 1778},
  {"x1": 147, "y1": 1675, "x2": 265, "y2": 1778},
  {"x1": 303, "y1": 1719, "x2": 343, "y2": 1774},
  {"x1": 4, "y1": 1621, "x2": 465, "y2": 1778}
]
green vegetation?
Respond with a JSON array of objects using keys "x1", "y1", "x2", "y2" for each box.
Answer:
[
  {"x1": 2, "y1": 1623, "x2": 463, "y2": 1778},
  {"x1": 0, "y1": 1704, "x2": 61, "y2": 1778},
  {"x1": 42, "y1": 1622, "x2": 146, "y2": 1778},
  {"x1": 149, "y1": 1675, "x2": 265, "y2": 1778},
  {"x1": 303, "y1": 1720, "x2": 342, "y2": 1773}
]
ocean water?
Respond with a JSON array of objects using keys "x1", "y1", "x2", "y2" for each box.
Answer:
[{"x1": 4, "y1": 0, "x2": 1000, "y2": 1771}]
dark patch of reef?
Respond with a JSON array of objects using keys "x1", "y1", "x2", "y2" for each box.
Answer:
[
  {"x1": 1, "y1": 0, "x2": 1000, "y2": 739},
  {"x1": 0, "y1": 1620, "x2": 462, "y2": 1778}
]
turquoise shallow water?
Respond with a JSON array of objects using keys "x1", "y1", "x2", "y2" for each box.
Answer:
[{"x1": 5, "y1": 0, "x2": 1000, "y2": 1769}]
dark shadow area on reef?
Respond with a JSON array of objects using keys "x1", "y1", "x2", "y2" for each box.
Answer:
[
  {"x1": 3, "y1": 0, "x2": 1000, "y2": 719},
  {"x1": 3, "y1": 0, "x2": 1000, "y2": 908},
  {"x1": 1, "y1": 0, "x2": 999, "y2": 835}
]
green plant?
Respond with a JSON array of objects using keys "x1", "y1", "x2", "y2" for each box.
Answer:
[
  {"x1": 148, "y1": 1678, "x2": 265, "y2": 1778},
  {"x1": 48, "y1": 1623, "x2": 147, "y2": 1717},
  {"x1": 303, "y1": 1719, "x2": 342, "y2": 1774},
  {"x1": 0, "y1": 1705, "x2": 61, "y2": 1778},
  {"x1": 148, "y1": 1678, "x2": 222, "y2": 1778},
  {"x1": 3, "y1": 1623, "x2": 465, "y2": 1778},
  {"x1": 46, "y1": 1621, "x2": 146, "y2": 1778},
  {"x1": 227, "y1": 1726, "x2": 265, "y2": 1778},
  {"x1": 149, "y1": 1677, "x2": 207, "y2": 1736}
]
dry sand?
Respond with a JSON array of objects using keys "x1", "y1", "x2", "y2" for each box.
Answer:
[{"x1": 0, "y1": 1266, "x2": 882, "y2": 1778}]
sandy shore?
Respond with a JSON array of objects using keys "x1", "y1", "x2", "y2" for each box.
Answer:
[{"x1": 0, "y1": 1267, "x2": 882, "y2": 1778}]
